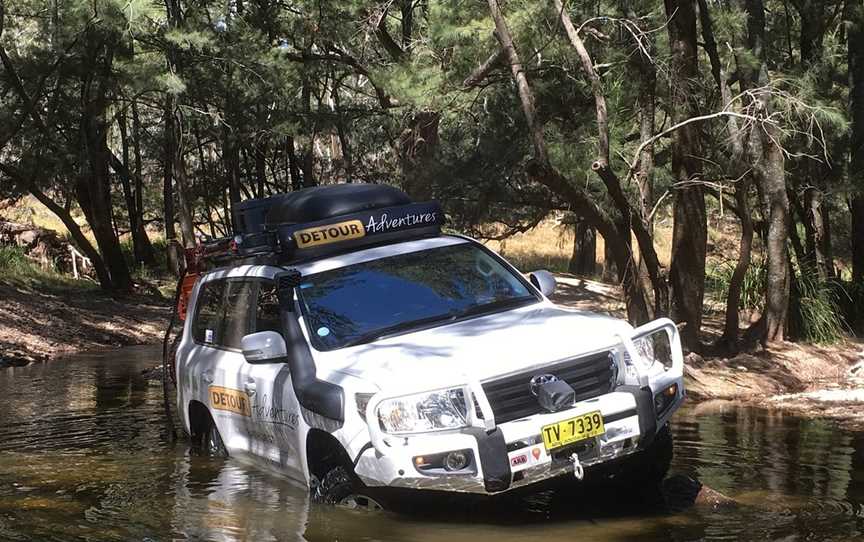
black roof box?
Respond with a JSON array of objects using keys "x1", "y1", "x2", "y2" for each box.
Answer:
[{"x1": 266, "y1": 184, "x2": 411, "y2": 227}]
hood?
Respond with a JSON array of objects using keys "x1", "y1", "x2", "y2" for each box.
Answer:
[{"x1": 314, "y1": 303, "x2": 633, "y2": 390}]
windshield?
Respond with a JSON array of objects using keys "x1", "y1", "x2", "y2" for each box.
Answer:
[{"x1": 297, "y1": 243, "x2": 538, "y2": 350}]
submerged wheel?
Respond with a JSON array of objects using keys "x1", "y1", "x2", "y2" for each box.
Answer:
[
  {"x1": 202, "y1": 418, "x2": 228, "y2": 458},
  {"x1": 617, "y1": 423, "x2": 673, "y2": 487},
  {"x1": 312, "y1": 466, "x2": 384, "y2": 512}
]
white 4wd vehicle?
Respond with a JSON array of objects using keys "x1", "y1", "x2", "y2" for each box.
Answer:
[{"x1": 175, "y1": 185, "x2": 684, "y2": 510}]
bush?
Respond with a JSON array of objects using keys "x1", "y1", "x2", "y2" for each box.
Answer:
[
  {"x1": 792, "y1": 265, "x2": 849, "y2": 344},
  {"x1": 0, "y1": 245, "x2": 36, "y2": 277},
  {"x1": 706, "y1": 257, "x2": 766, "y2": 312}
]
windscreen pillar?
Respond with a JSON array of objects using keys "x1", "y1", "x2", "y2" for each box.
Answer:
[{"x1": 276, "y1": 269, "x2": 345, "y2": 423}]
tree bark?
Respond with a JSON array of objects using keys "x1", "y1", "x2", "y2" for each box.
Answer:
[{"x1": 665, "y1": 0, "x2": 707, "y2": 351}]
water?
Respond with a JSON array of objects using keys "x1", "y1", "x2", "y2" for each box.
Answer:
[{"x1": 0, "y1": 346, "x2": 862, "y2": 541}]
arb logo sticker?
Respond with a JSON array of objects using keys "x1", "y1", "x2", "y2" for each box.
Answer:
[
  {"x1": 209, "y1": 386, "x2": 251, "y2": 417},
  {"x1": 294, "y1": 219, "x2": 365, "y2": 248}
]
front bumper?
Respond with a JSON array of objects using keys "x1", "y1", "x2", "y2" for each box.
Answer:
[{"x1": 354, "y1": 318, "x2": 685, "y2": 495}]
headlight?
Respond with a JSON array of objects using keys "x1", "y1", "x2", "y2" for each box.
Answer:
[
  {"x1": 376, "y1": 388, "x2": 469, "y2": 435},
  {"x1": 631, "y1": 335, "x2": 656, "y2": 369},
  {"x1": 624, "y1": 329, "x2": 672, "y2": 370}
]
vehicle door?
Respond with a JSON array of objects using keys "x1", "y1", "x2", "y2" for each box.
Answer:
[
  {"x1": 186, "y1": 277, "x2": 257, "y2": 453},
  {"x1": 239, "y1": 279, "x2": 306, "y2": 484}
]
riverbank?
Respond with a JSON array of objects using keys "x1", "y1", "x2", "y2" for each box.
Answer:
[
  {"x1": 552, "y1": 274, "x2": 864, "y2": 429},
  {"x1": 2, "y1": 268, "x2": 862, "y2": 429},
  {"x1": 0, "y1": 280, "x2": 170, "y2": 367}
]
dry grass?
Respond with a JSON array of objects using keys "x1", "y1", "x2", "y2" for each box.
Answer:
[
  {"x1": 481, "y1": 216, "x2": 684, "y2": 274},
  {"x1": 480, "y1": 211, "x2": 753, "y2": 278},
  {"x1": 1, "y1": 195, "x2": 80, "y2": 235}
]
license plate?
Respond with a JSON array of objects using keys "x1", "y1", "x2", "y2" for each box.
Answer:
[{"x1": 540, "y1": 410, "x2": 605, "y2": 451}]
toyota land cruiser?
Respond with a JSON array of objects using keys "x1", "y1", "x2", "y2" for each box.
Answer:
[{"x1": 173, "y1": 184, "x2": 685, "y2": 510}]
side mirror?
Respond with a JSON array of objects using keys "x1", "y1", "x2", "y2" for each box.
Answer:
[
  {"x1": 529, "y1": 270, "x2": 557, "y2": 297},
  {"x1": 241, "y1": 331, "x2": 288, "y2": 364}
]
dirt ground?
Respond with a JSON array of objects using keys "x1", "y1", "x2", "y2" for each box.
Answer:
[
  {"x1": 552, "y1": 274, "x2": 864, "y2": 429},
  {"x1": 0, "y1": 281, "x2": 170, "y2": 367}
]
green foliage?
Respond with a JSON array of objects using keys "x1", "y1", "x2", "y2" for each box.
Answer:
[
  {"x1": 792, "y1": 265, "x2": 849, "y2": 344},
  {"x1": 0, "y1": 246, "x2": 93, "y2": 291},
  {"x1": 707, "y1": 258, "x2": 767, "y2": 313},
  {"x1": 0, "y1": 246, "x2": 36, "y2": 277}
]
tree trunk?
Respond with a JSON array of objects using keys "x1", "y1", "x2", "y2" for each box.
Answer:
[
  {"x1": 665, "y1": 0, "x2": 706, "y2": 351},
  {"x1": 488, "y1": 0, "x2": 650, "y2": 323},
  {"x1": 129, "y1": 102, "x2": 156, "y2": 265},
  {"x1": 77, "y1": 30, "x2": 132, "y2": 292},
  {"x1": 287, "y1": 136, "x2": 302, "y2": 191},
  {"x1": 553, "y1": 0, "x2": 666, "y2": 319},
  {"x1": 602, "y1": 238, "x2": 617, "y2": 283},
  {"x1": 850, "y1": 0, "x2": 864, "y2": 332},
  {"x1": 162, "y1": 100, "x2": 181, "y2": 276},
  {"x1": 698, "y1": 0, "x2": 753, "y2": 351},
  {"x1": 116, "y1": 108, "x2": 156, "y2": 267},
  {"x1": 744, "y1": 0, "x2": 791, "y2": 344},
  {"x1": 622, "y1": 2, "x2": 657, "y2": 232},
  {"x1": 568, "y1": 221, "x2": 596, "y2": 276},
  {"x1": 802, "y1": 186, "x2": 830, "y2": 277},
  {"x1": 399, "y1": 110, "x2": 440, "y2": 200},
  {"x1": 721, "y1": 181, "x2": 754, "y2": 351}
]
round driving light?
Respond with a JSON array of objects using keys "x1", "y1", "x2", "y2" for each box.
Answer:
[{"x1": 444, "y1": 451, "x2": 469, "y2": 471}]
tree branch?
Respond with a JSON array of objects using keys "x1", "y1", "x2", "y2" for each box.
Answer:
[{"x1": 463, "y1": 48, "x2": 506, "y2": 88}]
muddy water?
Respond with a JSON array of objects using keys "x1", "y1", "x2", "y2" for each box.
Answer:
[{"x1": 0, "y1": 346, "x2": 862, "y2": 541}]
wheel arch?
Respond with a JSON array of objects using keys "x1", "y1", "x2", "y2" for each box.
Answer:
[
  {"x1": 306, "y1": 428, "x2": 352, "y2": 481},
  {"x1": 187, "y1": 400, "x2": 213, "y2": 444}
]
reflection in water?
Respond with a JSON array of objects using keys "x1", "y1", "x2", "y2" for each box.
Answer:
[{"x1": 0, "y1": 346, "x2": 861, "y2": 541}]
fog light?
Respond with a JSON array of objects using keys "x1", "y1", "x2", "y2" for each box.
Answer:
[
  {"x1": 444, "y1": 451, "x2": 469, "y2": 471},
  {"x1": 654, "y1": 384, "x2": 678, "y2": 416}
]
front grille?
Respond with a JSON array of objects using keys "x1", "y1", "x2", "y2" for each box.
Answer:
[{"x1": 481, "y1": 351, "x2": 616, "y2": 424}]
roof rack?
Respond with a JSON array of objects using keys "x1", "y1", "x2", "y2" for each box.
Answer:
[{"x1": 190, "y1": 184, "x2": 445, "y2": 270}]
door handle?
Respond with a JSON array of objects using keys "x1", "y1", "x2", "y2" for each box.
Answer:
[
  {"x1": 244, "y1": 378, "x2": 257, "y2": 396},
  {"x1": 202, "y1": 370, "x2": 214, "y2": 384}
]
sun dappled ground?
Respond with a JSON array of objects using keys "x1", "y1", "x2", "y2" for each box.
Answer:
[{"x1": 0, "y1": 280, "x2": 169, "y2": 366}]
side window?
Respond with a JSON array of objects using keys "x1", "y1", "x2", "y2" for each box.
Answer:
[
  {"x1": 192, "y1": 280, "x2": 226, "y2": 345},
  {"x1": 254, "y1": 281, "x2": 282, "y2": 334},
  {"x1": 221, "y1": 281, "x2": 256, "y2": 349}
]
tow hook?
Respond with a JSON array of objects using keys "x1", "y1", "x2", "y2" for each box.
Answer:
[{"x1": 570, "y1": 452, "x2": 584, "y2": 481}]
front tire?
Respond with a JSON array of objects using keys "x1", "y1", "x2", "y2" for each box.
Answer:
[
  {"x1": 616, "y1": 424, "x2": 673, "y2": 487},
  {"x1": 201, "y1": 418, "x2": 228, "y2": 458},
  {"x1": 312, "y1": 466, "x2": 385, "y2": 512}
]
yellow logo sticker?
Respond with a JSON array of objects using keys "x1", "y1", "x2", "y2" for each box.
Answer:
[
  {"x1": 209, "y1": 386, "x2": 251, "y2": 417},
  {"x1": 294, "y1": 219, "x2": 365, "y2": 248}
]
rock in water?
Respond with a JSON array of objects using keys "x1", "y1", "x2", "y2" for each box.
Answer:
[{"x1": 661, "y1": 474, "x2": 737, "y2": 510}]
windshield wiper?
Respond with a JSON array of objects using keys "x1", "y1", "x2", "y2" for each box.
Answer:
[
  {"x1": 339, "y1": 296, "x2": 536, "y2": 349},
  {"x1": 451, "y1": 296, "x2": 537, "y2": 320},
  {"x1": 341, "y1": 312, "x2": 460, "y2": 348}
]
